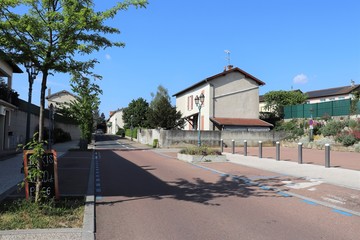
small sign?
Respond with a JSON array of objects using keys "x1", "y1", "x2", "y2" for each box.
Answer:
[
  {"x1": 309, "y1": 119, "x2": 314, "y2": 126},
  {"x1": 23, "y1": 150, "x2": 59, "y2": 200}
]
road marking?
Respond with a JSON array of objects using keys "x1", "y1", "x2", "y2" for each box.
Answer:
[
  {"x1": 188, "y1": 162, "x2": 360, "y2": 218},
  {"x1": 302, "y1": 199, "x2": 318, "y2": 206},
  {"x1": 332, "y1": 209, "x2": 353, "y2": 216},
  {"x1": 277, "y1": 191, "x2": 291, "y2": 197}
]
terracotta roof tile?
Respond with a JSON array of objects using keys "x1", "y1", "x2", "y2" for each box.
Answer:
[{"x1": 210, "y1": 117, "x2": 273, "y2": 127}]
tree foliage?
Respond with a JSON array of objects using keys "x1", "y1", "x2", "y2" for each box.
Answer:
[
  {"x1": 263, "y1": 90, "x2": 308, "y2": 118},
  {"x1": 122, "y1": 98, "x2": 149, "y2": 129},
  {"x1": 0, "y1": 0, "x2": 147, "y2": 141},
  {"x1": 58, "y1": 69, "x2": 102, "y2": 145},
  {"x1": 146, "y1": 85, "x2": 185, "y2": 129}
]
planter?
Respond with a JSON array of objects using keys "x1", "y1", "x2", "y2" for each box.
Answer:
[{"x1": 177, "y1": 153, "x2": 227, "y2": 163}]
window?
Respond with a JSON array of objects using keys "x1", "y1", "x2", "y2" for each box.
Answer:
[
  {"x1": 187, "y1": 95, "x2": 193, "y2": 110},
  {"x1": 338, "y1": 96, "x2": 345, "y2": 100},
  {"x1": 320, "y1": 98, "x2": 326, "y2": 102}
]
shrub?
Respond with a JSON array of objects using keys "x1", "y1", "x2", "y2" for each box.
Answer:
[
  {"x1": 336, "y1": 132, "x2": 357, "y2": 146},
  {"x1": 275, "y1": 120, "x2": 304, "y2": 139},
  {"x1": 179, "y1": 146, "x2": 221, "y2": 156},
  {"x1": 152, "y1": 139, "x2": 158, "y2": 148},
  {"x1": 320, "y1": 120, "x2": 345, "y2": 137},
  {"x1": 116, "y1": 128, "x2": 125, "y2": 137}
]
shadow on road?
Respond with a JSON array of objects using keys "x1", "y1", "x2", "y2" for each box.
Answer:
[{"x1": 96, "y1": 150, "x2": 286, "y2": 206}]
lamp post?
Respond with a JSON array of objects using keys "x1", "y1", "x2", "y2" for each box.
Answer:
[
  {"x1": 194, "y1": 93, "x2": 205, "y2": 146},
  {"x1": 24, "y1": 61, "x2": 39, "y2": 143},
  {"x1": 130, "y1": 114, "x2": 133, "y2": 141}
]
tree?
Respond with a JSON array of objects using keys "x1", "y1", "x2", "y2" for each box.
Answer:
[
  {"x1": 58, "y1": 68, "x2": 102, "y2": 149},
  {"x1": 122, "y1": 98, "x2": 149, "y2": 129},
  {"x1": 263, "y1": 90, "x2": 308, "y2": 118},
  {"x1": 0, "y1": 0, "x2": 147, "y2": 142},
  {"x1": 147, "y1": 85, "x2": 185, "y2": 129}
]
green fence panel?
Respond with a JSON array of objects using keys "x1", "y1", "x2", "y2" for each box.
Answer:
[
  {"x1": 304, "y1": 104, "x2": 317, "y2": 118},
  {"x1": 333, "y1": 99, "x2": 350, "y2": 116},
  {"x1": 292, "y1": 104, "x2": 304, "y2": 118},
  {"x1": 284, "y1": 106, "x2": 292, "y2": 119},
  {"x1": 317, "y1": 101, "x2": 332, "y2": 118}
]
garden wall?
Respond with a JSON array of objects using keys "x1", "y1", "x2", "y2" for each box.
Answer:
[{"x1": 138, "y1": 129, "x2": 288, "y2": 148}]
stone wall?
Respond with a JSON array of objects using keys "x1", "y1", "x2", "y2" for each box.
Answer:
[{"x1": 138, "y1": 129, "x2": 288, "y2": 148}]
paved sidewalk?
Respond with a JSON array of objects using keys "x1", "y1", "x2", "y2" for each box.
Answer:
[
  {"x1": 224, "y1": 152, "x2": 360, "y2": 190},
  {"x1": 0, "y1": 140, "x2": 95, "y2": 240}
]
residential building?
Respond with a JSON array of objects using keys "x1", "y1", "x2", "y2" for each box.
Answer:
[
  {"x1": 173, "y1": 65, "x2": 273, "y2": 131},
  {"x1": 46, "y1": 89, "x2": 77, "y2": 109},
  {"x1": 305, "y1": 83, "x2": 360, "y2": 104},
  {"x1": 0, "y1": 50, "x2": 23, "y2": 150},
  {"x1": 107, "y1": 109, "x2": 125, "y2": 134}
]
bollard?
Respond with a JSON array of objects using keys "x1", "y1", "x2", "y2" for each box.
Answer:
[
  {"x1": 232, "y1": 140, "x2": 235, "y2": 154},
  {"x1": 276, "y1": 141, "x2": 280, "y2": 161},
  {"x1": 244, "y1": 140, "x2": 247, "y2": 156},
  {"x1": 259, "y1": 141, "x2": 262, "y2": 158},
  {"x1": 325, "y1": 143, "x2": 330, "y2": 168},
  {"x1": 298, "y1": 142, "x2": 303, "y2": 164},
  {"x1": 220, "y1": 139, "x2": 224, "y2": 153}
]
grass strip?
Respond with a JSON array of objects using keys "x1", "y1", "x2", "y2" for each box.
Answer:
[{"x1": 0, "y1": 197, "x2": 84, "y2": 230}]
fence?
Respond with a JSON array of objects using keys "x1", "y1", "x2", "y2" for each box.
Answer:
[{"x1": 284, "y1": 99, "x2": 360, "y2": 119}]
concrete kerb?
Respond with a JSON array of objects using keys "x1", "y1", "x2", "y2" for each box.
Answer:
[{"x1": 224, "y1": 152, "x2": 360, "y2": 191}]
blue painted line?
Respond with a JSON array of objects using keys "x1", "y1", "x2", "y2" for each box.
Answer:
[
  {"x1": 96, "y1": 196, "x2": 103, "y2": 200},
  {"x1": 96, "y1": 188, "x2": 101, "y2": 193},
  {"x1": 302, "y1": 199, "x2": 318, "y2": 206},
  {"x1": 332, "y1": 209, "x2": 353, "y2": 217},
  {"x1": 277, "y1": 191, "x2": 291, "y2": 197},
  {"x1": 96, "y1": 183, "x2": 101, "y2": 187},
  {"x1": 96, "y1": 178, "x2": 100, "y2": 182},
  {"x1": 260, "y1": 186, "x2": 272, "y2": 190}
]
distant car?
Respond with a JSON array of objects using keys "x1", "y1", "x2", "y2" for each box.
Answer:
[{"x1": 95, "y1": 129, "x2": 103, "y2": 134}]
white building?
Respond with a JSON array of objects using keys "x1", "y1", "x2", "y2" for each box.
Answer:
[
  {"x1": 107, "y1": 109, "x2": 125, "y2": 134},
  {"x1": 173, "y1": 65, "x2": 272, "y2": 131}
]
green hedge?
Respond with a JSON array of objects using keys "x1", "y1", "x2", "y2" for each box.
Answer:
[{"x1": 125, "y1": 128, "x2": 138, "y2": 139}]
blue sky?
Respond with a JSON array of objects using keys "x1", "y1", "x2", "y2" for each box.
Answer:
[{"x1": 11, "y1": 0, "x2": 360, "y2": 118}]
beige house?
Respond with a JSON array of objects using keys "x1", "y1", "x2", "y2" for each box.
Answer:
[
  {"x1": 46, "y1": 89, "x2": 77, "y2": 109},
  {"x1": 305, "y1": 83, "x2": 360, "y2": 104},
  {"x1": 0, "y1": 50, "x2": 23, "y2": 150},
  {"x1": 173, "y1": 65, "x2": 273, "y2": 131},
  {"x1": 107, "y1": 109, "x2": 125, "y2": 134}
]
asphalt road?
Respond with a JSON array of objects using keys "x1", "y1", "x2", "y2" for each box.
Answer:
[{"x1": 94, "y1": 136, "x2": 359, "y2": 240}]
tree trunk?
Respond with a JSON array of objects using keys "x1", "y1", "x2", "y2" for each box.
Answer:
[{"x1": 38, "y1": 71, "x2": 48, "y2": 142}]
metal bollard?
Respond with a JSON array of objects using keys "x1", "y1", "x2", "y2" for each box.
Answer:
[
  {"x1": 259, "y1": 141, "x2": 262, "y2": 158},
  {"x1": 232, "y1": 140, "x2": 235, "y2": 154},
  {"x1": 298, "y1": 142, "x2": 303, "y2": 164},
  {"x1": 276, "y1": 141, "x2": 280, "y2": 161},
  {"x1": 244, "y1": 140, "x2": 247, "y2": 156},
  {"x1": 220, "y1": 139, "x2": 224, "y2": 153},
  {"x1": 325, "y1": 143, "x2": 331, "y2": 168}
]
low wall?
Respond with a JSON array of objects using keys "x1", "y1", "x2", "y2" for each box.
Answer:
[{"x1": 138, "y1": 129, "x2": 288, "y2": 148}]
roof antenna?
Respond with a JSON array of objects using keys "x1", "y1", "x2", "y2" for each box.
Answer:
[{"x1": 224, "y1": 50, "x2": 231, "y2": 65}]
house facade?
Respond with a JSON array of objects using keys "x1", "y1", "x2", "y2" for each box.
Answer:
[
  {"x1": 173, "y1": 66, "x2": 272, "y2": 131},
  {"x1": 107, "y1": 109, "x2": 125, "y2": 134},
  {"x1": 0, "y1": 51, "x2": 23, "y2": 150},
  {"x1": 305, "y1": 83, "x2": 360, "y2": 104},
  {"x1": 46, "y1": 89, "x2": 77, "y2": 109}
]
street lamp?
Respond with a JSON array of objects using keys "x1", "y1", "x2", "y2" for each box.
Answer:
[
  {"x1": 24, "y1": 61, "x2": 39, "y2": 143},
  {"x1": 130, "y1": 114, "x2": 133, "y2": 141},
  {"x1": 194, "y1": 93, "x2": 205, "y2": 146}
]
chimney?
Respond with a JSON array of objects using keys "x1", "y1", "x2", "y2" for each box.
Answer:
[
  {"x1": 227, "y1": 65, "x2": 233, "y2": 70},
  {"x1": 351, "y1": 79, "x2": 355, "y2": 87}
]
